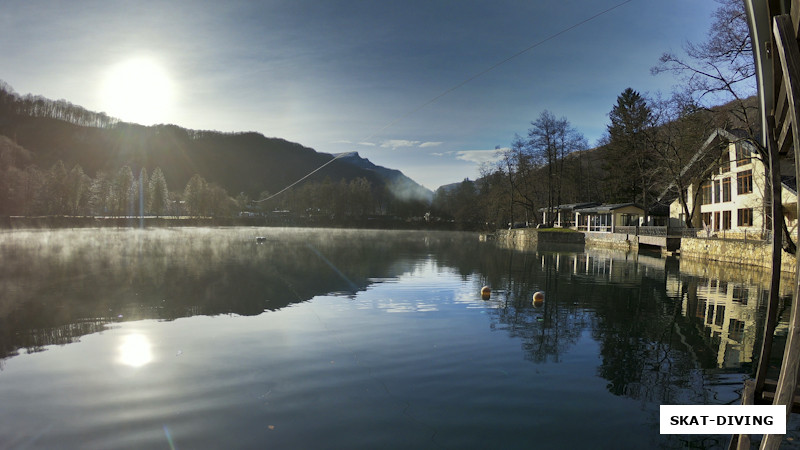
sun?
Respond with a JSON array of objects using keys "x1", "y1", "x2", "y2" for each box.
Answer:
[
  {"x1": 100, "y1": 57, "x2": 174, "y2": 125},
  {"x1": 117, "y1": 333, "x2": 153, "y2": 367}
]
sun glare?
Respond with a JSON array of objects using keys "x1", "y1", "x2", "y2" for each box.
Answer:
[
  {"x1": 118, "y1": 333, "x2": 153, "y2": 367},
  {"x1": 100, "y1": 57, "x2": 174, "y2": 126}
]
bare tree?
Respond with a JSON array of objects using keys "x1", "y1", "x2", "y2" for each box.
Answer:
[
  {"x1": 528, "y1": 111, "x2": 586, "y2": 225},
  {"x1": 650, "y1": 95, "x2": 721, "y2": 227},
  {"x1": 651, "y1": 0, "x2": 757, "y2": 133}
]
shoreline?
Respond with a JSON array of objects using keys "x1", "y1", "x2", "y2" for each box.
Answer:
[{"x1": 0, "y1": 215, "x2": 477, "y2": 231}]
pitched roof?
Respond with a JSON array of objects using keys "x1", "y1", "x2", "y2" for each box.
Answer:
[
  {"x1": 656, "y1": 128, "x2": 748, "y2": 202},
  {"x1": 782, "y1": 176, "x2": 797, "y2": 195},
  {"x1": 574, "y1": 203, "x2": 643, "y2": 213},
  {"x1": 537, "y1": 202, "x2": 600, "y2": 212}
]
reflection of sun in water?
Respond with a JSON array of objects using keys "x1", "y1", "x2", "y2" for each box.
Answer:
[
  {"x1": 100, "y1": 57, "x2": 174, "y2": 125},
  {"x1": 118, "y1": 334, "x2": 153, "y2": 367}
]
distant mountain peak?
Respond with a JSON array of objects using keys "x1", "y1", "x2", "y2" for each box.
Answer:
[{"x1": 335, "y1": 151, "x2": 432, "y2": 202}]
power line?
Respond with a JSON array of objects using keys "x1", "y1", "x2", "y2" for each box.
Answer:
[
  {"x1": 253, "y1": 151, "x2": 356, "y2": 203},
  {"x1": 362, "y1": 0, "x2": 635, "y2": 143},
  {"x1": 256, "y1": 0, "x2": 635, "y2": 203}
]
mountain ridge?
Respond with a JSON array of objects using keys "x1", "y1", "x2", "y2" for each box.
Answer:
[
  {"x1": 0, "y1": 82, "x2": 432, "y2": 203},
  {"x1": 336, "y1": 152, "x2": 433, "y2": 201}
]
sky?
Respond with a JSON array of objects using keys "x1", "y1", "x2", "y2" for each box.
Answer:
[{"x1": 1, "y1": 0, "x2": 721, "y2": 191}]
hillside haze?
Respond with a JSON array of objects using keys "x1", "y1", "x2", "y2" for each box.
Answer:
[
  {"x1": 337, "y1": 152, "x2": 433, "y2": 202},
  {"x1": 0, "y1": 83, "x2": 432, "y2": 202}
]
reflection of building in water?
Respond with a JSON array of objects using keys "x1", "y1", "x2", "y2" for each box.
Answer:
[
  {"x1": 567, "y1": 249, "x2": 667, "y2": 285},
  {"x1": 570, "y1": 248, "x2": 762, "y2": 371},
  {"x1": 667, "y1": 273, "x2": 761, "y2": 369}
]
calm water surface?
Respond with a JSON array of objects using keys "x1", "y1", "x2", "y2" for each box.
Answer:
[{"x1": 0, "y1": 228, "x2": 793, "y2": 449}]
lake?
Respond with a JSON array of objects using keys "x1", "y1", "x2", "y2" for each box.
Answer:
[{"x1": 0, "y1": 227, "x2": 793, "y2": 449}]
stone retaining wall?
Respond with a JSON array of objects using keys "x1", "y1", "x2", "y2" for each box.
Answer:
[
  {"x1": 484, "y1": 229, "x2": 797, "y2": 275},
  {"x1": 489, "y1": 229, "x2": 584, "y2": 250},
  {"x1": 680, "y1": 237, "x2": 797, "y2": 274},
  {"x1": 583, "y1": 232, "x2": 634, "y2": 251}
]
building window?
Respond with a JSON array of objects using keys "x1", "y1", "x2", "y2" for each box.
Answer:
[
  {"x1": 722, "y1": 210, "x2": 731, "y2": 230},
  {"x1": 714, "y1": 180, "x2": 721, "y2": 203},
  {"x1": 720, "y1": 157, "x2": 731, "y2": 173},
  {"x1": 701, "y1": 181, "x2": 712, "y2": 205},
  {"x1": 729, "y1": 318, "x2": 745, "y2": 342},
  {"x1": 732, "y1": 286, "x2": 749, "y2": 305},
  {"x1": 738, "y1": 208, "x2": 753, "y2": 227},
  {"x1": 766, "y1": 205, "x2": 772, "y2": 230},
  {"x1": 714, "y1": 212, "x2": 721, "y2": 230},
  {"x1": 722, "y1": 177, "x2": 731, "y2": 201},
  {"x1": 702, "y1": 212, "x2": 712, "y2": 228},
  {"x1": 620, "y1": 213, "x2": 638, "y2": 226},
  {"x1": 735, "y1": 142, "x2": 751, "y2": 166},
  {"x1": 737, "y1": 170, "x2": 753, "y2": 195}
]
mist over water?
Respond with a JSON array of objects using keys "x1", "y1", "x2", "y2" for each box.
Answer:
[{"x1": 0, "y1": 228, "x2": 789, "y2": 448}]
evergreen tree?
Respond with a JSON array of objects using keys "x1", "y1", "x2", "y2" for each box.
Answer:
[
  {"x1": 149, "y1": 167, "x2": 169, "y2": 218},
  {"x1": 605, "y1": 88, "x2": 655, "y2": 216},
  {"x1": 138, "y1": 168, "x2": 149, "y2": 215},
  {"x1": 183, "y1": 174, "x2": 208, "y2": 217},
  {"x1": 89, "y1": 170, "x2": 111, "y2": 216},
  {"x1": 67, "y1": 164, "x2": 91, "y2": 215},
  {"x1": 112, "y1": 166, "x2": 134, "y2": 217}
]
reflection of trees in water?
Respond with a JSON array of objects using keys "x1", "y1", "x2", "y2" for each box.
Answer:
[
  {"x1": 0, "y1": 228, "x2": 479, "y2": 362},
  {"x1": 591, "y1": 276, "x2": 700, "y2": 404},
  {"x1": 0, "y1": 226, "x2": 775, "y2": 409},
  {"x1": 477, "y1": 246, "x2": 769, "y2": 413},
  {"x1": 485, "y1": 252, "x2": 590, "y2": 364}
]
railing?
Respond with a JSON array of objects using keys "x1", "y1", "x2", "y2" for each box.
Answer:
[
  {"x1": 576, "y1": 225, "x2": 612, "y2": 232},
  {"x1": 613, "y1": 226, "x2": 671, "y2": 236},
  {"x1": 680, "y1": 228, "x2": 771, "y2": 243},
  {"x1": 608, "y1": 226, "x2": 771, "y2": 242},
  {"x1": 613, "y1": 226, "x2": 637, "y2": 235}
]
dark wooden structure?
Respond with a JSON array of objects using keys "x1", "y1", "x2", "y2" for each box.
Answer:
[{"x1": 732, "y1": 1, "x2": 800, "y2": 449}]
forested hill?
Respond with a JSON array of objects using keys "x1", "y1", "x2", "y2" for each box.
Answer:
[{"x1": 0, "y1": 82, "x2": 431, "y2": 201}]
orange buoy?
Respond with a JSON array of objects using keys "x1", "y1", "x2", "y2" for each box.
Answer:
[
  {"x1": 532, "y1": 291, "x2": 544, "y2": 307},
  {"x1": 480, "y1": 286, "x2": 491, "y2": 300}
]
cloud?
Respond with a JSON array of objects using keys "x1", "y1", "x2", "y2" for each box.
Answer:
[
  {"x1": 420, "y1": 141, "x2": 443, "y2": 148},
  {"x1": 358, "y1": 141, "x2": 377, "y2": 147},
  {"x1": 455, "y1": 149, "x2": 505, "y2": 165},
  {"x1": 378, "y1": 140, "x2": 443, "y2": 150},
  {"x1": 380, "y1": 139, "x2": 421, "y2": 149}
]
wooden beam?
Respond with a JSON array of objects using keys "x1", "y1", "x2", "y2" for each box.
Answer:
[
  {"x1": 755, "y1": 115, "x2": 784, "y2": 395},
  {"x1": 777, "y1": 106, "x2": 792, "y2": 154},
  {"x1": 738, "y1": 381, "x2": 756, "y2": 450},
  {"x1": 760, "y1": 391, "x2": 800, "y2": 413},
  {"x1": 761, "y1": 12, "x2": 800, "y2": 450},
  {"x1": 793, "y1": 4, "x2": 800, "y2": 40},
  {"x1": 793, "y1": 0, "x2": 800, "y2": 38},
  {"x1": 776, "y1": 80, "x2": 788, "y2": 128},
  {"x1": 762, "y1": 13, "x2": 800, "y2": 450}
]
